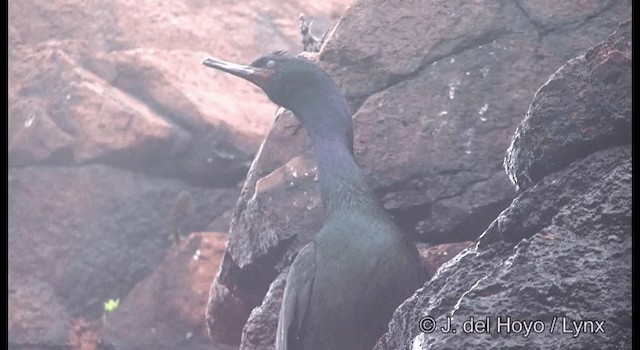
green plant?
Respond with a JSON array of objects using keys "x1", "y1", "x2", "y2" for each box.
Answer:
[{"x1": 103, "y1": 298, "x2": 120, "y2": 313}]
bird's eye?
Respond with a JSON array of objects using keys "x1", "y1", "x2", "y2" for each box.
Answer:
[{"x1": 266, "y1": 60, "x2": 276, "y2": 68}]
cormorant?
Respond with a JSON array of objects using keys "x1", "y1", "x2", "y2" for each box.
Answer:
[{"x1": 202, "y1": 51, "x2": 425, "y2": 350}]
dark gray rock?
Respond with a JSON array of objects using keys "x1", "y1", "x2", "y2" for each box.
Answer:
[
  {"x1": 375, "y1": 20, "x2": 631, "y2": 350},
  {"x1": 377, "y1": 147, "x2": 631, "y2": 350},
  {"x1": 239, "y1": 268, "x2": 289, "y2": 350},
  {"x1": 505, "y1": 20, "x2": 631, "y2": 192}
]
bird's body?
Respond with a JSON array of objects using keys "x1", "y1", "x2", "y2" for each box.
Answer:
[
  {"x1": 283, "y1": 212, "x2": 423, "y2": 349},
  {"x1": 202, "y1": 52, "x2": 425, "y2": 350}
]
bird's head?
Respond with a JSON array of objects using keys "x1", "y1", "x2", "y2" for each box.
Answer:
[{"x1": 202, "y1": 51, "x2": 344, "y2": 118}]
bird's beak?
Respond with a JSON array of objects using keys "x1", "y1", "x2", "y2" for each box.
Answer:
[{"x1": 202, "y1": 56, "x2": 273, "y2": 87}]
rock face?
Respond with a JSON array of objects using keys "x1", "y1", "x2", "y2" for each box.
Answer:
[
  {"x1": 9, "y1": 1, "x2": 346, "y2": 187},
  {"x1": 375, "y1": 20, "x2": 631, "y2": 350},
  {"x1": 416, "y1": 242, "x2": 473, "y2": 278},
  {"x1": 9, "y1": 0, "x2": 630, "y2": 348},
  {"x1": 8, "y1": 0, "x2": 350, "y2": 348},
  {"x1": 99, "y1": 232, "x2": 234, "y2": 350},
  {"x1": 504, "y1": 23, "x2": 632, "y2": 192},
  {"x1": 239, "y1": 268, "x2": 290, "y2": 350},
  {"x1": 8, "y1": 165, "x2": 238, "y2": 348},
  {"x1": 321, "y1": 0, "x2": 630, "y2": 243},
  {"x1": 206, "y1": 0, "x2": 630, "y2": 347}
]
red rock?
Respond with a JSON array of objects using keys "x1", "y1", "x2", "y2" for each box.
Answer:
[
  {"x1": 9, "y1": 46, "x2": 177, "y2": 167},
  {"x1": 8, "y1": 165, "x2": 238, "y2": 348},
  {"x1": 100, "y1": 232, "x2": 233, "y2": 350},
  {"x1": 9, "y1": 276, "x2": 74, "y2": 348},
  {"x1": 9, "y1": 0, "x2": 350, "y2": 347},
  {"x1": 9, "y1": 0, "x2": 350, "y2": 185}
]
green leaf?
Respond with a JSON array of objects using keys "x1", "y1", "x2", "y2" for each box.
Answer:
[{"x1": 103, "y1": 298, "x2": 120, "y2": 313}]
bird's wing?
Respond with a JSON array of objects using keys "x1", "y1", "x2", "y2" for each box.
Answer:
[{"x1": 275, "y1": 242, "x2": 317, "y2": 350}]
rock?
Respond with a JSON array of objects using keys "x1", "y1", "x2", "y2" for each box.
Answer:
[
  {"x1": 207, "y1": 208, "x2": 237, "y2": 233},
  {"x1": 515, "y1": 0, "x2": 621, "y2": 30},
  {"x1": 100, "y1": 232, "x2": 234, "y2": 350},
  {"x1": 85, "y1": 48, "x2": 273, "y2": 187},
  {"x1": 239, "y1": 268, "x2": 289, "y2": 350},
  {"x1": 9, "y1": 45, "x2": 179, "y2": 168},
  {"x1": 417, "y1": 242, "x2": 473, "y2": 278},
  {"x1": 9, "y1": 0, "x2": 120, "y2": 52},
  {"x1": 206, "y1": 0, "x2": 630, "y2": 344},
  {"x1": 9, "y1": 276, "x2": 74, "y2": 348},
  {"x1": 320, "y1": 0, "x2": 628, "y2": 101},
  {"x1": 9, "y1": 0, "x2": 346, "y2": 57},
  {"x1": 375, "y1": 20, "x2": 631, "y2": 350},
  {"x1": 9, "y1": 0, "x2": 350, "y2": 347},
  {"x1": 8, "y1": 43, "x2": 269, "y2": 187},
  {"x1": 9, "y1": 0, "x2": 349, "y2": 186},
  {"x1": 8, "y1": 165, "x2": 237, "y2": 347},
  {"x1": 379, "y1": 147, "x2": 632, "y2": 350},
  {"x1": 505, "y1": 20, "x2": 631, "y2": 191},
  {"x1": 322, "y1": 0, "x2": 630, "y2": 242}
]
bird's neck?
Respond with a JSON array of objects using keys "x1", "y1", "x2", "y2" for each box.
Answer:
[
  {"x1": 313, "y1": 136, "x2": 375, "y2": 216},
  {"x1": 298, "y1": 102, "x2": 376, "y2": 217}
]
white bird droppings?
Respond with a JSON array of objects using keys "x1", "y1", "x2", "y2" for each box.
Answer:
[
  {"x1": 24, "y1": 116, "x2": 36, "y2": 128},
  {"x1": 478, "y1": 103, "x2": 489, "y2": 115},
  {"x1": 448, "y1": 79, "x2": 461, "y2": 100}
]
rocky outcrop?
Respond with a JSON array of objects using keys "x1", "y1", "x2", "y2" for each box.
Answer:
[
  {"x1": 8, "y1": 165, "x2": 238, "y2": 348},
  {"x1": 9, "y1": 0, "x2": 630, "y2": 348},
  {"x1": 376, "y1": 20, "x2": 631, "y2": 350},
  {"x1": 321, "y1": 0, "x2": 629, "y2": 243},
  {"x1": 8, "y1": 0, "x2": 349, "y2": 348},
  {"x1": 504, "y1": 21, "x2": 632, "y2": 192},
  {"x1": 206, "y1": 0, "x2": 630, "y2": 346},
  {"x1": 9, "y1": 0, "x2": 349, "y2": 183}
]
